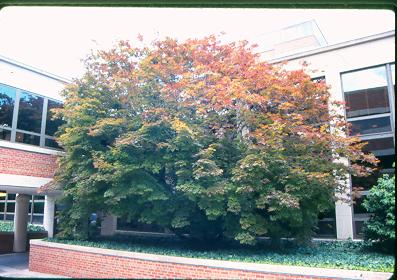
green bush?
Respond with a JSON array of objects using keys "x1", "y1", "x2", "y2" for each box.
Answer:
[
  {"x1": 362, "y1": 168, "x2": 395, "y2": 252},
  {"x1": 0, "y1": 221, "x2": 45, "y2": 232}
]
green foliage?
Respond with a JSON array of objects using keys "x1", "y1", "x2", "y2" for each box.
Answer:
[
  {"x1": 363, "y1": 168, "x2": 395, "y2": 252},
  {"x1": 54, "y1": 36, "x2": 376, "y2": 244},
  {"x1": 0, "y1": 221, "x2": 45, "y2": 232},
  {"x1": 47, "y1": 236, "x2": 394, "y2": 272}
]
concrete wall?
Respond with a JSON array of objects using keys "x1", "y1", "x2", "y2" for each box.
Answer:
[
  {"x1": 0, "y1": 59, "x2": 66, "y2": 101},
  {"x1": 273, "y1": 36, "x2": 395, "y2": 102}
]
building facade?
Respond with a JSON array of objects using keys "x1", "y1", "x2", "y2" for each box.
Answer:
[
  {"x1": 0, "y1": 55, "x2": 68, "y2": 251},
  {"x1": 268, "y1": 30, "x2": 395, "y2": 239},
  {"x1": 0, "y1": 29, "x2": 395, "y2": 248}
]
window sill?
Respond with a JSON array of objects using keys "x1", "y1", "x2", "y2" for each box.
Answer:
[{"x1": 0, "y1": 140, "x2": 64, "y2": 156}]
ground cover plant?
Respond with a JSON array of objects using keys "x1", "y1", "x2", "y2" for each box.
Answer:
[
  {"x1": 48, "y1": 235, "x2": 394, "y2": 272},
  {"x1": 0, "y1": 221, "x2": 45, "y2": 232},
  {"x1": 53, "y1": 35, "x2": 377, "y2": 244}
]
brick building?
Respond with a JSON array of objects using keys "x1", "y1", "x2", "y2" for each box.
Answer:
[{"x1": 0, "y1": 55, "x2": 68, "y2": 251}]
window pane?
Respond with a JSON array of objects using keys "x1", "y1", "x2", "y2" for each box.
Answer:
[
  {"x1": 117, "y1": 217, "x2": 165, "y2": 232},
  {"x1": 378, "y1": 155, "x2": 395, "y2": 171},
  {"x1": 46, "y1": 100, "x2": 64, "y2": 136},
  {"x1": 353, "y1": 195, "x2": 368, "y2": 215},
  {"x1": 45, "y1": 138, "x2": 60, "y2": 149},
  {"x1": 8, "y1": 194, "x2": 16, "y2": 200},
  {"x1": 0, "y1": 84, "x2": 16, "y2": 128},
  {"x1": 352, "y1": 155, "x2": 395, "y2": 191},
  {"x1": 342, "y1": 66, "x2": 388, "y2": 92},
  {"x1": 354, "y1": 221, "x2": 364, "y2": 238},
  {"x1": 315, "y1": 220, "x2": 336, "y2": 237},
  {"x1": 312, "y1": 76, "x2": 326, "y2": 83},
  {"x1": 352, "y1": 172, "x2": 379, "y2": 191},
  {"x1": 32, "y1": 215, "x2": 44, "y2": 224},
  {"x1": 0, "y1": 127, "x2": 11, "y2": 141},
  {"x1": 17, "y1": 92, "x2": 44, "y2": 133},
  {"x1": 362, "y1": 137, "x2": 394, "y2": 156},
  {"x1": 342, "y1": 66, "x2": 390, "y2": 118},
  {"x1": 15, "y1": 132, "x2": 40, "y2": 146},
  {"x1": 7, "y1": 202, "x2": 15, "y2": 213},
  {"x1": 33, "y1": 202, "x2": 44, "y2": 214},
  {"x1": 349, "y1": 117, "x2": 392, "y2": 135},
  {"x1": 318, "y1": 209, "x2": 336, "y2": 220},
  {"x1": 344, "y1": 87, "x2": 390, "y2": 118},
  {"x1": 6, "y1": 214, "x2": 14, "y2": 221}
]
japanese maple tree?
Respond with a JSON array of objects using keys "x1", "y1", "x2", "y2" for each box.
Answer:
[{"x1": 54, "y1": 36, "x2": 377, "y2": 244}]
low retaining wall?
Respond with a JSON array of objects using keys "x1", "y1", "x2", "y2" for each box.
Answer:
[{"x1": 29, "y1": 240, "x2": 392, "y2": 280}]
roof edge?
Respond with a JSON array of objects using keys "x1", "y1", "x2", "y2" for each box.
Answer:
[
  {"x1": 268, "y1": 30, "x2": 395, "y2": 64},
  {"x1": 0, "y1": 54, "x2": 72, "y2": 84}
]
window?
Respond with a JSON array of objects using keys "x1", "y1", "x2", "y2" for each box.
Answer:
[
  {"x1": 342, "y1": 66, "x2": 389, "y2": 118},
  {"x1": 46, "y1": 100, "x2": 63, "y2": 136},
  {"x1": 342, "y1": 63, "x2": 395, "y2": 238},
  {"x1": 17, "y1": 92, "x2": 44, "y2": 133},
  {"x1": 0, "y1": 192, "x2": 45, "y2": 225},
  {"x1": 117, "y1": 217, "x2": 166, "y2": 233},
  {"x1": 349, "y1": 116, "x2": 392, "y2": 136},
  {"x1": 45, "y1": 138, "x2": 60, "y2": 149},
  {"x1": 315, "y1": 206, "x2": 336, "y2": 238},
  {"x1": 0, "y1": 127, "x2": 12, "y2": 141},
  {"x1": 0, "y1": 84, "x2": 16, "y2": 128},
  {"x1": 16, "y1": 132, "x2": 41, "y2": 146},
  {"x1": 362, "y1": 137, "x2": 395, "y2": 156},
  {"x1": 0, "y1": 83, "x2": 63, "y2": 150}
]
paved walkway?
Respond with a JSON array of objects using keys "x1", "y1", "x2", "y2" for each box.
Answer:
[{"x1": 0, "y1": 253, "x2": 66, "y2": 278}]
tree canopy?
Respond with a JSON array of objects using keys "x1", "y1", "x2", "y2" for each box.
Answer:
[{"x1": 54, "y1": 36, "x2": 377, "y2": 244}]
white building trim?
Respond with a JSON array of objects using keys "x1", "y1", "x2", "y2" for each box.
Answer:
[
  {"x1": 0, "y1": 174, "x2": 52, "y2": 191},
  {"x1": 0, "y1": 55, "x2": 71, "y2": 84},
  {"x1": 268, "y1": 30, "x2": 395, "y2": 64},
  {"x1": 0, "y1": 140, "x2": 64, "y2": 156}
]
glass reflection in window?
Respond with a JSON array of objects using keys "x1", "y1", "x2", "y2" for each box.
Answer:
[
  {"x1": 349, "y1": 116, "x2": 392, "y2": 135},
  {"x1": 0, "y1": 127, "x2": 11, "y2": 141},
  {"x1": 46, "y1": 100, "x2": 64, "y2": 136},
  {"x1": 362, "y1": 137, "x2": 395, "y2": 156},
  {"x1": 0, "y1": 84, "x2": 16, "y2": 127},
  {"x1": 17, "y1": 92, "x2": 44, "y2": 133},
  {"x1": 45, "y1": 138, "x2": 60, "y2": 149},
  {"x1": 342, "y1": 66, "x2": 389, "y2": 118},
  {"x1": 15, "y1": 132, "x2": 40, "y2": 146}
]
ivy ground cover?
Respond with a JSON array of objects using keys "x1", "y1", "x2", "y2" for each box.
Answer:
[
  {"x1": 48, "y1": 235, "x2": 394, "y2": 272},
  {"x1": 0, "y1": 221, "x2": 45, "y2": 232}
]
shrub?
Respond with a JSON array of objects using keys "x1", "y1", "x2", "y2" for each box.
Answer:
[{"x1": 362, "y1": 167, "x2": 395, "y2": 253}]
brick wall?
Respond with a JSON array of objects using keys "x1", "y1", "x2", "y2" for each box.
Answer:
[
  {"x1": 0, "y1": 147, "x2": 57, "y2": 178},
  {"x1": 30, "y1": 241, "x2": 392, "y2": 280}
]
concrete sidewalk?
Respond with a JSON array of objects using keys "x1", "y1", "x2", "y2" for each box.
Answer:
[{"x1": 0, "y1": 253, "x2": 66, "y2": 278}]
